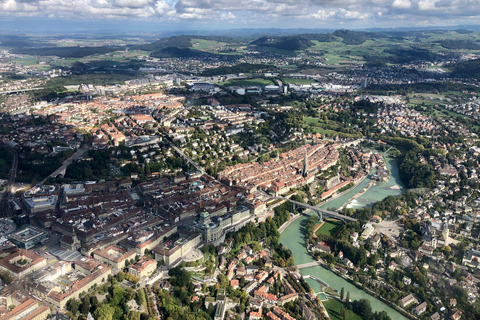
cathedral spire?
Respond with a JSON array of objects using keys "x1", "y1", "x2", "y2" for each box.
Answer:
[{"x1": 302, "y1": 150, "x2": 308, "y2": 177}]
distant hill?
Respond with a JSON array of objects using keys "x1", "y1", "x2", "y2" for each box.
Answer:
[
  {"x1": 448, "y1": 59, "x2": 480, "y2": 79},
  {"x1": 139, "y1": 35, "x2": 239, "y2": 58},
  {"x1": 383, "y1": 48, "x2": 437, "y2": 63},
  {"x1": 139, "y1": 35, "x2": 193, "y2": 51},
  {"x1": 11, "y1": 45, "x2": 122, "y2": 58},
  {"x1": 251, "y1": 35, "x2": 321, "y2": 51},
  {"x1": 332, "y1": 30, "x2": 374, "y2": 45},
  {"x1": 439, "y1": 40, "x2": 480, "y2": 50},
  {"x1": 201, "y1": 63, "x2": 276, "y2": 76},
  {"x1": 150, "y1": 47, "x2": 213, "y2": 58}
]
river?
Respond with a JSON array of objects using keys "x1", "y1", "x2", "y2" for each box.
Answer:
[
  {"x1": 280, "y1": 156, "x2": 408, "y2": 320},
  {"x1": 320, "y1": 156, "x2": 405, "y2": 211}
]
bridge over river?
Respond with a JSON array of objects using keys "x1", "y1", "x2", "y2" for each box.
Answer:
[
  {"x1": 295, "y1": 261, "x2": 323, "y2": 269},
  {"x1": 278, "y1": 197, "x2": 358, "y2": 223}
]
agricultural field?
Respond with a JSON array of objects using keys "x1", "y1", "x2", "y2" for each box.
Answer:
[
  {"x1": 315, "y1": 219, "x2": 343, "y2": 237},
  {"x1": 323, "y1": 299, "x2": 363, "y2": 320},
  {"x1": 192, "y1": 39, "x2": 227, "y2": 50},
  {"x1": 220, "y1": 78, "x2": 274, "y2": 87}
]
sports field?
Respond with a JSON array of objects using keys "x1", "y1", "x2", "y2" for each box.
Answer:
[
  {"x1": 220, "y1": 78, "x2": 274, "y2": 87},
  {"x1": 315, "y1": 219, "x2": 343, "y2": 237}
]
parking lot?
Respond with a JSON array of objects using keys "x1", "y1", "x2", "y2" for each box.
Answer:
[{"x1": 0, "y1": 218, "x2": 16, "y2": 237}]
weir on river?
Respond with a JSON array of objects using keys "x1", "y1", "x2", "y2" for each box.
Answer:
[{"x1": 280, "y1": 156, "x2": 408, "y2": 320}]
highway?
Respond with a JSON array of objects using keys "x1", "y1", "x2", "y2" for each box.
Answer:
[{"x1": 0, "y1": 142, "x2": 18, "y2": 218}]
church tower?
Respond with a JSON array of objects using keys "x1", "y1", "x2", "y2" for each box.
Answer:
[
  {"x1": 442, "y1": 223, "x2": 450, "y2": 240},
  {"x1": 302, "y1": 150, "x2": 308, "y2": 177}
]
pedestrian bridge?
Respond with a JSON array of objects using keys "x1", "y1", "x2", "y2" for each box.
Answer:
[{"x1": 296, "y1": 261, "x2": 323, "y2": 269}]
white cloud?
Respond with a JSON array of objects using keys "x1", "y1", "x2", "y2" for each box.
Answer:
[
  {"x1": 418, "y1": 0, "x2": 436, "y2": 10},
  {"x1": 335, "y1": 8, "x2": 371, "y2": 19},
  {"x1": 312, "y1": 9, "x2": 335, "y2": 20},
  {"x1": 114, "y1": 0, "x2": 154, "y2": 8},
  {"x1": 1, "y1": 0, "x2": 480, "y2": 28},
  {"x1": 392, "y1": 0, "x2": 411, "y2": 9}
]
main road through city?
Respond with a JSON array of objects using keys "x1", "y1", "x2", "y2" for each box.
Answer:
[{"x1": 40, "y1": 146, "x2": 89, "y2": 184}]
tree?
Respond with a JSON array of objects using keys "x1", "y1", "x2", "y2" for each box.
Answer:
[
  {"x1": 124, "y1": 311, "x2": 141, "y2": 320},
  {"x1": 90, "y1": 295, "x2": 99, "y2": 309},
  {"x1": 218, "y1": 274, "x2": 229, "y2": 288},
  {"x1": 239, "y1": 276, "x2": 246, "y2": 288},
  {"x1": 81, "y1": 297, "x2": 90, "y2": 314},
  {"x1": 346, "y1": 292, "x2": 350, "y2": 302},
  {"x1": 136, "y1": 289, "x2": 146, "y2": 306},
  {"x1": 0, "y1": 271, "x2": 12, "y2": 285},
  {"x1": 340, "y1": 307, "x2": 348, "y2": 320},
  {"x1": 340, "y1": 287, "x2": 345, "y2": 301},
  {"x1": 441, "y1": 245, "x2": 452, "y2": 258},
  {"x1": 94, "y1": 304, "x2": 115, "y2": 320},
  {"x1": 66, "y1": 298, "x2": 81, "y2": 315},
  {"x1": 352, "y1": 299, "x2": 373, "y2": 319}
]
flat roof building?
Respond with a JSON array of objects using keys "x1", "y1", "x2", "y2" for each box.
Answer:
[
  {"x1": 23, "y1": 196, "x2": 57, "y2": 214},
  {"x1": 8, "y1": 226, "x2": 49, "y2": 250}
]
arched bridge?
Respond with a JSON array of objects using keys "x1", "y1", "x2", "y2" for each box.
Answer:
[{"x1": 278, "y1": 197, "x2": 357, "y2": 223}]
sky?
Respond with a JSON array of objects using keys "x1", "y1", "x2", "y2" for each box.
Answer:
[{"x1": 1, "y1": 0, "x2": 480, "y2": 33}]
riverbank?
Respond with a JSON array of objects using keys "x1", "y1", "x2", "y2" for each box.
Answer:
[
  {"x1": 278, "y1": 213, "x2": 304, "y2": 233},
  {"x1": 280, "y1": 155, "x2": 409, "y2": 320},
  {"x1": 319, "y1": 170, "x2": 371, "y2": 209},
  {"x1": 303, "y1": 248, "x2": 415, "y2": 319},
  {"x1": 278, "y1": 171, "x2": 371, "y2": 234},
  {"x1": 339, "y1": 180, "x2": 376, "y2": 211}
]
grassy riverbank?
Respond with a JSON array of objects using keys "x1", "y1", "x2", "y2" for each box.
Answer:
[{"x1": 323, "y1": 299, "x2": 362, "y2": 320}]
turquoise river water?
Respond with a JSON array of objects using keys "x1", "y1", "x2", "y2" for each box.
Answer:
[{"x1": 280, "y1": 156, "x2": 408, "y2": 319}]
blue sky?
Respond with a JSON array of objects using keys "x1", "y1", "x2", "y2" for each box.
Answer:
[{"x1": 1, "y1": 0, "x2": 480, "y2": 32}]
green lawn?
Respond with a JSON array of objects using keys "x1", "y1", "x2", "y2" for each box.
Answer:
[
  {"x1": 315, "y1": 219, "x2": 343, "y2": 237},
  {"x1": 220, "y1": 78, "x2": 274, "y2": 87},
  {"x1": 323, "y1": 299, "x2": 363, "y2": 320},
  {"x1": 304, "y1": 117, "x2": 361, "y2": 138},
  {"x1": 284, "y1": 78, "x2": 316, "y2": 85},
  {"x1": 304, "y1": 117, "x2": 322, "y2": 125}
]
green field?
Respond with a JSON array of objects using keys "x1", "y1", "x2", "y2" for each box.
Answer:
[
  {"x1": 220, "y1": 78, "x2": 274, "y2": 87},
  {"x1": 191, "y1": 38, "x2": 229, "y2": 51},
  {"x1": 278, "y1": 65, "x2": 298, "y2": 69},
  {"x1": 315, "y1": 219, "x2": 343, "y2": 237},
  {"x1": 304, "y1": 117, "x2": 361, "y2": 138},
  {"x1": 323, "y1": 299, "x2": 363, "y2": 320},
  {"x1": 304, "y1": 117, "x2": 323, "y2": 125},
  {"x1": 284, "y1": 78, "x2": 316, "y2": 85}
]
